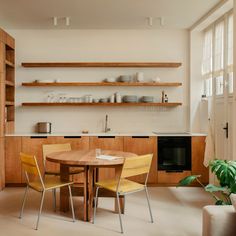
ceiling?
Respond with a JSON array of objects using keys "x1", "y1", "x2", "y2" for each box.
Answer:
[{"x1": 0, "y1": 0, "x2": 222, "y2": 29}]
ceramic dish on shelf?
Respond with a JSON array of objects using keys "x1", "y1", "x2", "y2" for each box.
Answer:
[
  {"x1": 34, "y1": 80, "x2": 55, "y2": 83},
  {"x1": 99, "y1": 98, "x2": 109, "y2": 103},
  {"x1": 104, "y1": 78, "x2": 116, "y2": 83},
  {"x1": 123, "y1": 95, "x2": 138, "y2": 103},
  {"x1": 118, "y1": 75, "x2": 131, "y2": 82},
  {"x1": 140, "y1": 96, "x2": 154, "y2": 103}
]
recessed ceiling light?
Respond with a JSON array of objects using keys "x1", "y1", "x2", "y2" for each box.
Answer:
[
  {"x1": 53, "y1": 17, "x2": 58, "y2": 26},
  {"x1": 159, "y1": 17, "x2": 165, "y2": 26},
  {"x1": 147, "y1": 17, "x2": 153, "y2": 26},
  {"x1": 65, "y1": 17, "x2": 70, "y2": 26}
]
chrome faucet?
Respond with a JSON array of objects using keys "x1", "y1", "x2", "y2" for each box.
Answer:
[{"x1": 104, "y1": 114, "x2": 111, "y2": 133}]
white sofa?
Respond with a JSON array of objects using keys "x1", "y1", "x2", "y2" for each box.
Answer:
[{"x1": 202, "y1": 205, "x2": 236, "y2": 236}]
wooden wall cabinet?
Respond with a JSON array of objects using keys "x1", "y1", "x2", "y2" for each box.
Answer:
[
  {"x1": 21, "y1": 136, "x2": 90, "y2": 182},
  {"x1": 124, "y1": 136, "x2": 157, "y2": 184},
  {"x1": 89, "y1": 136, "x2": 124, "y2": 180},
  {"x1": 46, "y1": 136, "x2": 89, "y2": 183},
  {"x1": 157, "y1": 171, "x2": 191, "y2": 184},
  {"x1": 4, "y1": 135, "x2": 208, "y2": 186},
  {"x1": 191, "y1": 136, "x2": 208, "y2": 184},
  {"x1": 21, "y1": 136, "x2": 51, "y2": 178},
  {"x1": 0, "y1": 28, "x2": 15, "y2": 190},
  {"x1": 157, "y1": 136, "x2": 208, "y2": 185},
  {"x1": 0, "y1": 138, "x2": 5, "y2": 189},
  {"x1": 5, "y1": 137, "x2": 22, "y2": 184}
]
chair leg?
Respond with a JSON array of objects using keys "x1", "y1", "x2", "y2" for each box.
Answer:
[
  {"x1": 93, "y1": 186, "x2": 99, "y2": 224},
  {"x1": 68, "y1": 185, "x2": 75, "y2": 222},
  {"x1": 19, "y1": 185, "x2": 29, "y2": 219},
  {"x1": 52, "y1": 189, "x2": 56, "y2": 211},
  {"x1": 116, "y1": 193, "x2": 124, "y2": 234},
  {"x1": 123, "y1": 195, "x2": 125, "y2": 215},
  {"x1": 35, "y1": 191, "x2": 45, "y2": 230},
  {"x1": 144, "y1": 186, "x2": 153, "y2": 223}
]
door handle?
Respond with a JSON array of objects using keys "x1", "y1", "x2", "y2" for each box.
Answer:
[{"x1": 223, "y1": 122, "x2": 228, "y2": 139}]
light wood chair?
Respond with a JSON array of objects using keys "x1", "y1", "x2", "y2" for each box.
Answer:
[
  {"x1": 19, "y1": 152, "x2": 75, "y2": 230},
  {"x1": 93, "y1": 154, "x2": 154, "y2": 233},
  {"x1": 42, "y1": 143, "x2": 84, "y2": 210},
  {"x1": 42, "y1": 143, "x2": 84, "y2": 176}
]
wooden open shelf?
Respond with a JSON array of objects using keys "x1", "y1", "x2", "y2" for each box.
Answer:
[
  {"x1": 5, "y1": 80, "x2": 15, "y2": 87},
  {"x1": 5, "y1": 60, "x2": 15, "y2": 68},
  {"x1": 22, "y1": 102, "x2": 182, "y2": 107},
  {"x1": 5, "y1": 101, "x2": 14, "y2": 106},
  {"x1": 22, "y1": 82, "x2": 182, "y2": 87},
  {"x1": 21, "y1": 62, "x2": 182, "y2": 68}
]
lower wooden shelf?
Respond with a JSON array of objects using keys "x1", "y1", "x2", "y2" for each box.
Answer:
[
  {"x1": 5, "y1": 60, "x2": 15, "y2": 68},
  {"x1": 5, "y1": 101, "x2": 14, "y2": 106},
  {"x1": 22, "y1": 102, "x2": 182, "y2": 107},
  {"x1": 5, "y1": 80, "x2": 15, "y2": 87}
]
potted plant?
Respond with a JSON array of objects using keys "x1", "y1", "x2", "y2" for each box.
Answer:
[{"x1": 178, "y1": 159, "x2": 236, "y2": 205}]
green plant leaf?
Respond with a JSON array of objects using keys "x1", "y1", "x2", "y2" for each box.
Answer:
[
  {"x1": 210, "y1": 159, "x2": 236, "y2": 187},
  {"x1": 230, "y1": 182, "x2": 236, "y2": 193},
  {"x1": 205, "y1": 184, "x2": 228, "y2": 193},
  {"x1": 177, "y1": 175, "x2": 201, "y2": 187},
  {"x1": 215, "y1": 200, "x2": 224, "y2": 205}
]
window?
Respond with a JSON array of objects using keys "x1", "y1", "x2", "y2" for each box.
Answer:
[
  {"x1": 201, "y1": 13, "x2": 233, "y2": 97},
  {"x1": 202, "y1": 30, "x2": 213, "y2": 96},
  {"x1": 214, "y1": 21, "x2": 224, "y2": 96},
  {"x1": 227, "y1": 14, "x2": 233, "y2": 94}
]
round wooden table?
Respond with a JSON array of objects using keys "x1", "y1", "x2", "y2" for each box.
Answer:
[{"x1": 46, "y1": 149, "x2": 137, "y2": 221}]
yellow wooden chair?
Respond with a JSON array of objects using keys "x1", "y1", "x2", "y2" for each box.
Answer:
[
  {"x1": 42, "y1": 143, "x2": 84, "y2": 210},
  {"x1": 19, "y1": 152, "x2": 75, "y2": 230},
  {"x1": 93, "y1": 154, "x2": 154, "y2": 233}
]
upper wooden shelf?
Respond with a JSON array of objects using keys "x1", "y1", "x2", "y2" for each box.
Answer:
[
  {"x1": 21, "y1": 62, "x2": 182, "y2": 68},
  {"x1": 22, "y1": 102, "x2": 182, "y2": 107},
  {"x1": 5, "y1": 60, "x2": 15, "y2": 68},
  {"x1": 22, "y1": 82, "x2": 182, "y2": 87}
]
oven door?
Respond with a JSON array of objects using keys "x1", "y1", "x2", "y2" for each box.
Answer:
[{"x1": 158, "y1": 137, "x2": 191, "y2": 171}]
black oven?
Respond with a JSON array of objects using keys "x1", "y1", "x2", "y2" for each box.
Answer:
[{"x1": 158, "y1": 136, "x2": 191, "y2": 171}]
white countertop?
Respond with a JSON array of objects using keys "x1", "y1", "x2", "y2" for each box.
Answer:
[{"x1": 5, "y1": 132, "x2": 207, "y2": 137}]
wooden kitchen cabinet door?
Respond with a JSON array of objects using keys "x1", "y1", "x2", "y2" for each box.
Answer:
[
  {"x1": 5, "y1": 136, "x2": 22, "y2": 184},
  {"x1": 0, "y1": 81, "x2": 5, "y2": 137},
  {"x1": 0, "y1": 137, "x2": 5, "y2": 189},
  {"x1": 90, "y1": 136, "x2": 124, "y2": 180},
  {"x1": 192, "y1": 136, "x2": 209, "y2": 184},
  {"x1": 124, "y1": 136, "x2": 157, "y2": 184},
  {"x1": 21, "y1": 136, "x2": 50, "y2": 181},
  {"x1": 47, "y1": 136, "x2": 90, "y2": 183},
  {"x1": 48, "y1": 136, "x2": 90, "y2": 150}
]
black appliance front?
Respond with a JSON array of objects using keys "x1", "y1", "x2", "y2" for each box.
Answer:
[{"x1": 158, "y1": 136, "x2": 191, "y2": 171}]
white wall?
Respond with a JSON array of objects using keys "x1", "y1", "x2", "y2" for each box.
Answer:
[
  {"x1": 9, "y1": 29, "x2": 189, "y2": 133},
  {"x1": 189, "y1": 30, "x2": 206, "y2": 133}
]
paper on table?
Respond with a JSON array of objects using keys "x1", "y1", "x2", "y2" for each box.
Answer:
[{"x1": 96, "y1": 155, "x2": 118, "y2": 160}]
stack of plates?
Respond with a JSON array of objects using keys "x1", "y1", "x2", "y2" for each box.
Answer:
[
  {"x1": 140, "y1": 96, "x2": 154, "y2": 103},
  {"x1": 34, "y1": 80, "x2": 55, "y2": 83},
  {"x1": 104, "y1": 78, "x2": 116, "y2": 83},
  {"x1": 118, "y1": 75, "x2": 131, "y2": 82},
  {"x1": 100, "y1": 98, "x2": 109, "y2": 103},
  {"x1": 123, "y1": 95, "x2": 138, "y2": 103}
]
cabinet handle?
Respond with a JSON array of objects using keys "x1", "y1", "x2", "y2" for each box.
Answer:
[
  {"x1": 30, "y1": 136, "x2": 48, "y2": 139},
  {"x1": 97, "y1": 136, "x2": 115, "y2": 138},
  {"x1": 131, "y1": 136, "x2": 150, "y2": 138},
  {"x1": 166, "y1": 170, "x2": 183, "y2": 173},
  {"x1": 64, "y1": 136, "x2": 81, "y2": 138}
]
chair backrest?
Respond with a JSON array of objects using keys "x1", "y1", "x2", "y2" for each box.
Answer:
[
  {"x1": 120, "y1": 154, "x2": 153, "y2": 184},
  {"x1": 20, "y1": 152, "x2": 44, "y2": 187},
  {"x1": 42, "y1": 143, "x2": 71, "y2": 165}
]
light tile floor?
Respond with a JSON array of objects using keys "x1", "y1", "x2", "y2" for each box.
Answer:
[{"x1": 0, "y1": 187, "x2": 213, "y2": 236}]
